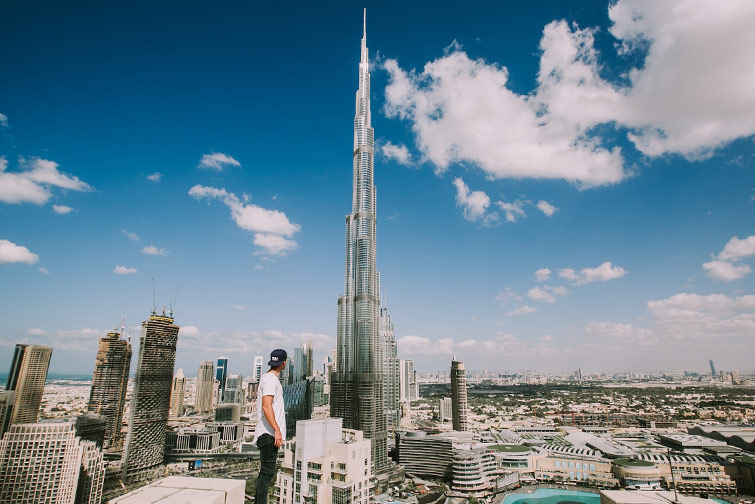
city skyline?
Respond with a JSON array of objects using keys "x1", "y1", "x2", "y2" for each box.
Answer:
[{"x1": 1, "y1": 1, "x2": 754, "y2": 375}]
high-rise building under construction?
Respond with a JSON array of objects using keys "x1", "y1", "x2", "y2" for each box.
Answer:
[
  {"x1": 5, "y1": 344, "x2": 52, "y2": 425},
  {"x1": 122, "y1": 311, "x2": 179, "y2": 479},
  {"x1": 330, "y1": 11, "x2": 388, "y2": 472},
  {"x1": 87, "y1": 330, "x2": 131, "y2": 447}
]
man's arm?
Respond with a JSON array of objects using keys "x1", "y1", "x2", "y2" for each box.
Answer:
[{"x1": 261, "y1": 394, "x2": 282, "y2": 447}]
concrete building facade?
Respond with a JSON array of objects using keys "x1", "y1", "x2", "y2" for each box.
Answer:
[
  {"x1": 5, "y1": 344, "x2": 52, "y2": 424},
  {"x1": 451, "y1": 359, "x2": 469, "y2": 431},
  {"x1": 196, "y1": 360, "x2": 214, "y2": 414},
  {"x1": 0, "y1": 422, "x2": 104, "y2": 504},
  {"x1": 275, "y1": 418, "x2": 372, "y2": 504},
  {"x1": 169, "y1": 368, "x2": 186, "y2": 416}
]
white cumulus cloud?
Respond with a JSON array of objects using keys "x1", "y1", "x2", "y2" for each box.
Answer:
[
  {"x1": 703, "y1": 261, "x2": 751, "y2": 281},
  {"x1": 198, "y1": 152, "x2": 241, "y2": 171},
  {"x1": 189, "y1": 184, "x2": 300, "y2": 255},
  {"x1": 648, "y1": 293, "x2": 755, "y2": 341},
  {"x1": 452, "y1": 177, "x2": 491, "y2": 222},
  {"x1": 0, "y1": 113, "x2": 7, "y2": 127},
  {"x1": 535, "y1": 268, "x2": 552, "y2": 282},
  {"x1": 0, "y1": 239, "x2": 39, "y2": 264},
  {"x1": 380, "y1": 141, "x2": 412, "y2": 165},
  {"x1": 527, "y1": 286, "x2": 556, "y2": 303},
  {"x1": 52, "y1": 205, "x2": 74, "y2": 214},
  {"x1": 508, "y1": 305, "x2": 537, "y2": 316},
  {"x1": 536, "y1": 200, "x2": 558, "y2": 217},
  {"x1": 496, "y1": 200, "x2": 526, "y2": 223},
  {"x1": 716, "y1": 235, "x2": 755, "y2": 262},
  {"x1": 113, "y1": 265, "x2": 137, "y2": 275},
  {"x1": 558, "y1": 261, "x2": 627, "y2": 285},
  {"x1": 0, "y1": 156, "x2": 91, "y2": 205},
  {"x1": 253, "y1": 233, "x2": 297, "y2": 256},
  {"x1": 121, "y1": 229, "x2": 139, "y2": 241},
  {"x1": 147, "y1": 172, "x2": 162, "y2": 182},
  {"x1": 382, "y1": 0, "x2": 755, "y2": 187},
  {"x1": 141, "y1": 245, "x2": 168, "y2": 256}
]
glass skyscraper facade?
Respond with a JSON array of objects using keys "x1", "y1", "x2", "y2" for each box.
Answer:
[
  {"x1": 216, "y1": 357, "x2": 228, "y2": 402},
  {"x1": 330, "y1": 11, "x2": 388, "y2": 472},
  {"x1": 380, "y1": 303, "x2": 400, "y2": 429}
]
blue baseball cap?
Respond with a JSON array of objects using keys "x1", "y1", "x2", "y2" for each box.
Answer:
[{"x1": 268, "y1": 348, "x2": 287, "y2": 367}]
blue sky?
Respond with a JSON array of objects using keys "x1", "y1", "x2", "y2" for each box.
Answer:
[{"x1": 1, "y1": 1, "x2": 753, "y2": 376}]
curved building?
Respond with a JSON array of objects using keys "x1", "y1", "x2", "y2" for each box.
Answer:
[
  {"x1": 122, "y1": 312, "x2": 180, "y2": 479},
  {"x1": 451, "y1": 359, "x2": 469, "y2": 431}
]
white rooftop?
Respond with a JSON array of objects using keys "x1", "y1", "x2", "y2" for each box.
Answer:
[
  {"x1": 109, "y1": 476, "x2": 245, "y2": 504},
  {"x1": 601, "y1": 490, "x2": 719, "y2": 504}
]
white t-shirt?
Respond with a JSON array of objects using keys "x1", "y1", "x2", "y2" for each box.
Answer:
[{"x1": 253, "y1": 371, "x2": 286, "y2": 444}]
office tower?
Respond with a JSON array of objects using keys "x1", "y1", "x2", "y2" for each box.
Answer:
[
  {"x1": 87, "y1": 330, "x2": 131, "y2": 447},
  {"x1": 330, "y1": 11, "x2": 388, "y2": 472},
  {"x1": 709, "y1": 359, "x2": 718, "y2": 378},
  {"x1": 732, "y1": 371, "x2": 742, "y2": 385},
  {"x1": 324, "y1": 351, "x2": 336, "y2": 385},
  {"x1": 222, "y1": 374, "x2": 244, "y2": 405},
  {"x1": 247, "y1": 381, "x2": 259, "y2": 403},
  {"x1": 450, "y1": 359, "x2": 469, "y2": 431},
  {"x1": 275, "y1": 418, "x2": 372, "y2": 504},
  {"x1": 5, "y1": 344, "x2": 52, "y2": 424},
  {"x1": 0, "y1": 422, "x2": 105, "y2": 504},
  {"x1": 195, "y1": 360, "x2": 214, "y2": 414},
  {"x1": 170, "y1": 368, "x2": 186, "y2": 416},
  {"x1": 216, "y1": 357, "x2": 228, "y2": 402},
  {"x1": 380, "y1": 302, "x2": 400, "y2": 429},
  {"x1": 0, "y1": 391, "x2": 15, "y2": 439},
  {"x1": 293, "y1": 346, "x2": 307, "y2": 383},
  {"x1": 253, "y1": 355, "x2": 264, "y2": 382},
  {"x1": 283, "y1": 377, "x2": 314, "y2": 438},
  {"x1": 305, "y1": 338, "x2": 314, "y2": 377},
  {"x1": 399, "y1": 360, "x2": 418, "y2": 402},
  {"x1": 439, "y1": 397, "x2": 453, "y2": 423},
  {"x1": 122, "y1": 311, "x2": 180, "y2": 479}
]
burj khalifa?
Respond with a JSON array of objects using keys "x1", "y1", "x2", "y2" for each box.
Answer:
[{"x1": 330, "y1": 10, "x2": 388, "y2": 472}]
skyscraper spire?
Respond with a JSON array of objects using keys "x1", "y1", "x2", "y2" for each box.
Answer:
[{"x1": 331, "y1": 10, "x2": 388, "y2": 473}]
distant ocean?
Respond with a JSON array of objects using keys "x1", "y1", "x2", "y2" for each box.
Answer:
[{"x1": 0, "y1": 372, "x2": 93, "y2": 388}]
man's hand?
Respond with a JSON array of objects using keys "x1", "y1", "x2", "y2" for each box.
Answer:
[{"x1": 274, "y1": 428, "x2": 283, "y2": 447}]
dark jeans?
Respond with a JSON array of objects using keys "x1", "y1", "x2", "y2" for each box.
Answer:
[{"x1": 255, "y1": 433, "x2": 279, "y2": 504}]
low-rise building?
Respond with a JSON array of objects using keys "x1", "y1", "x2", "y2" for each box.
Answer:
[
  {"x1": 205, "y1": 421, "x2": 243, "y2": 444},
  {"x1": 165, "y1": 427, "x2": 221, "y2": 454},
  {"x1": 611, "y1": 458, "x2": 662, "y2": 490},
  {"x1": 536, "y1": 444, "x2": 618, "y2": 487},
  {"x1": 636, "y1": 453, "x2": 738, "y2": 493}
]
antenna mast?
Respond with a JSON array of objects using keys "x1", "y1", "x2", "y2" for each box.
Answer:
[
  {"x1": 170, "y1": 284, "x2": 180, "y2": 317},
  {"x1": 152, "y1": 279, "x2": 157, "y2": 315}
]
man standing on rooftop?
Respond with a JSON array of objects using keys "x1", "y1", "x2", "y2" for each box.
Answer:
[{"x1": 253, "y1": 348, "x2": 287, "y2": 504}]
